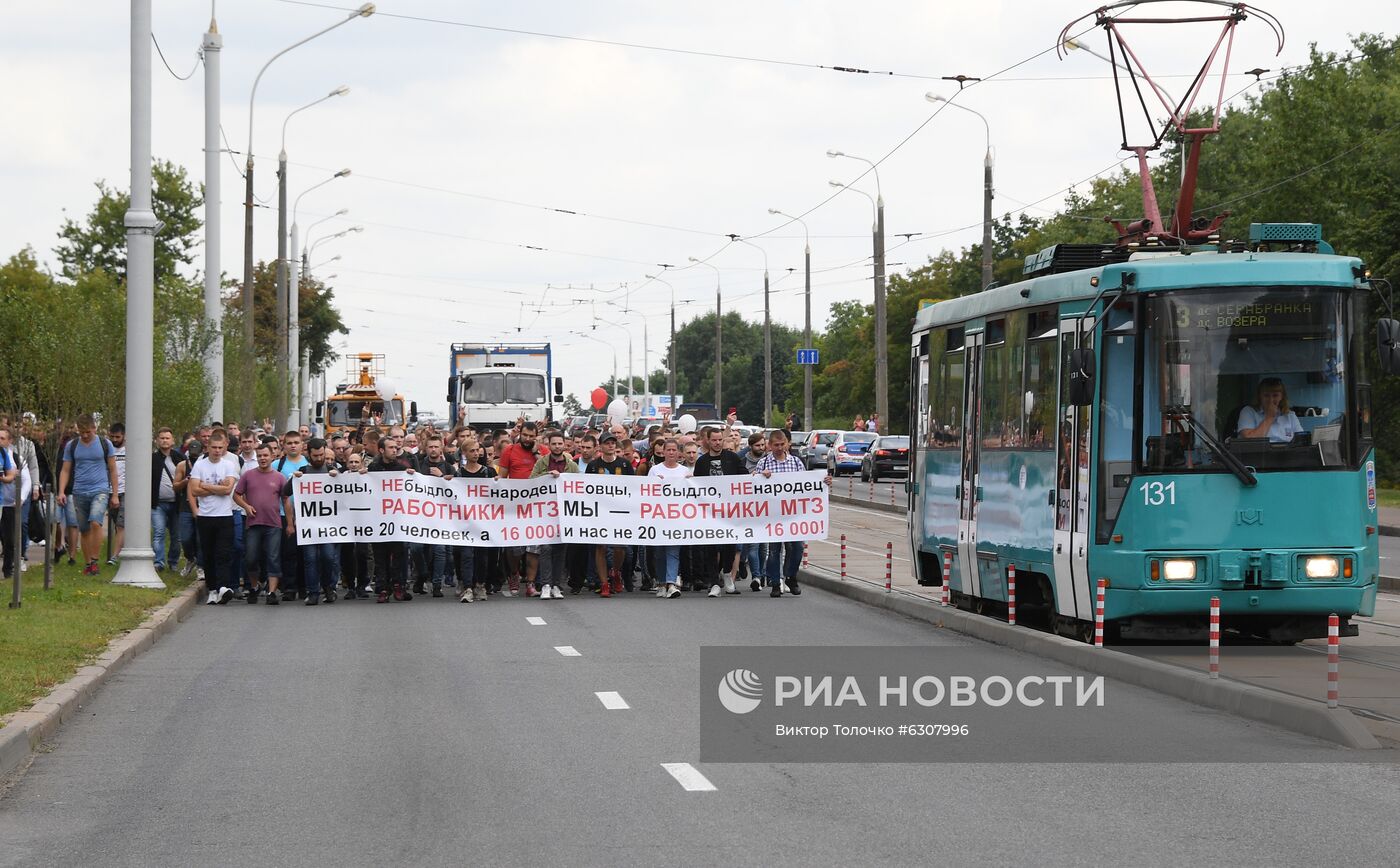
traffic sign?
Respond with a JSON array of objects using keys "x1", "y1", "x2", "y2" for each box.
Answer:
[{"x1": 796, "y1": 348, "x2": 820, "y2": 365}]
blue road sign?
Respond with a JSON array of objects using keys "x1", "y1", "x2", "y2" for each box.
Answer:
[{"x1": 796, "y1": 349, "x2": 820, "y2": 365}]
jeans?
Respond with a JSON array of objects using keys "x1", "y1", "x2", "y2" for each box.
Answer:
[
  {"x1": 741, "y1": 543, "x2": 765, "y2": 579},
  {"x1": 454, "y1": 546, "x2": 482, "y2": 587},
  {"x1": 244, "y1": 524, "x2": 282, "y2": 584},
  {"x1": 19, "y1": 499, "x2": 30, "y2": 562},
  {"x1": 372, "y1": 542, "x2": 407, "y2": 593},
  {"x1": 178, "y1": 509, "x2": 199, "y2": 566},
  {"x1": 411, "y1": 543, "x2": 446, "y2": 587},
  {"x1": 537, "y1": 544, "x2": 568, "y2": 587},
  {"x1": 279, "y1": 515, "x2": 303, "y2": 593},
  {"x1": 195, "y1": 515, "x2": 235, "y2": 591},
  {"x1": 151, "y1": 501, "x2": 179, "y2": 568},
  {"x1": 658, "y1": 545, "x2": 681, "y2": 585},
  {"x1": 303, "y1": 543, "x2": 341, "y2": 596},
  {"x1": 764, "y1": 541, "x2": 804, "y2": 587},
  {"x1": 232, "y1": 511, "x2": 246, "y2": 589}
]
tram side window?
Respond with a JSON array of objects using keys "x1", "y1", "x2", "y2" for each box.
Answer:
[
  {"x1": 979, "y1": 314, "x2": 1026, "y2": 448},
  {"x1": 1024, "y1": 338, "x2": 1056, "y2": 449},
  {"x1": 929, "y1": 328, "x2": 962, "y2": 448}
]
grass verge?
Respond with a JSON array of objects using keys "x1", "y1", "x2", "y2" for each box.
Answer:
[
  {"x1": 1379, "y1": 488, "x2": 1400, "y2": 510},
  {"x1": 0, "y1": 557, "x2": 192, "y2": 718}
]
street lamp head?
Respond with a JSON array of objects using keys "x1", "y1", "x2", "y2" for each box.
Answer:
[
  {"x1": 350, "y1": 225, "x2": 364, "y2": 232},
  {"x1": 687, "y1": 256, "x2": 701, "y2": 263},
  {"x1": 767, "y1": 208, "x2": 782, "y2": 215},
  {"x1": 333, "y1": 168, "x2": 351, "y2": 178},
  {"x1": 334, "y1": 208, "x2": 349, "y2": 216},
  {"x1": 826, "y1": 149, "x2": 844, "y2": 158},
  {"x1": 925, "y1": 92, "x2": 948, "y2": 104},
  {"x1": 355, "y1": 3, "x2": 376, "y2": 17},
  {"x1": 330, "y1": 85, "x2": 350, "y2": 97},
  {"x1": 828, "y1": 180, "x2": 845, "y2": 189}
]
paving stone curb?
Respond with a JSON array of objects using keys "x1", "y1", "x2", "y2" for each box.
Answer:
[
  {"x1": 797, "y1": 568, "x2": 1382, "y2": 751},
  {"x1": 0, "y1": 581, "x2": 204, "y2": 782}
]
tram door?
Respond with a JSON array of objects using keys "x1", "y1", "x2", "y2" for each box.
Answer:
[
  {"x1": 1052, "y1": 319, "x2": 1095, "y2": 621},
  {"x1": 956, "y1": 332, "x2": 983, "y2": 596}
]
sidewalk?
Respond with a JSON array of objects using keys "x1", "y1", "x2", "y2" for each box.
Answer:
[{"x1": 1381, "y1": 505, "x2": 1400, "y2": 537}]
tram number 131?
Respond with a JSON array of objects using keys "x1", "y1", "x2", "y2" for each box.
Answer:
[{"x1": 1139, "y1": 480, "x2": 1177, "y2": 506}]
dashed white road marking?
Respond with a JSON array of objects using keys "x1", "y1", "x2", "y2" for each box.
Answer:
[
  {"x1": 526, "y1": 616, "x2": 547, "y2": 626},
  {"x1": 595, "y1": 691, "x2": 630, "y2": 710},
  {"x1": 555, "y1": 645, "x2": 581, "y2": 657},
  {"x1": 662, "y1": 762, "x2": 717, "y2": 791}
]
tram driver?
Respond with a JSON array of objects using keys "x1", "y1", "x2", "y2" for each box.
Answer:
[{"x1": 1235, "y1": 377, "x2": 1304, "y2": 443}]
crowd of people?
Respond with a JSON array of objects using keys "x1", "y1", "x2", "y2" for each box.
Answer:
[{"x1": 0, "y1": 412, "x2": 828, "y2": 608}]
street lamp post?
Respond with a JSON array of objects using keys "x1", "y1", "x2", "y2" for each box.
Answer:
[
  {"x1": 688, "y1": 257, "x2": 722, "y2": 412},
  {"x1": 574, "y1": 331, "x2": 617, "y2": 395},
  {"x1": 827, "y1": 169, "x2": 888, "y2": 430},
  {"x1": 114, "y1": 0, "x2": 162, "y2": 588},
  {"x1": 926, "y1": 94, "x2": 994, "y2": 289},
  {"x1": 593, "y1": 316, "x2": 634, "y2": 401},
  {"x1": 290, "y1": 169, "x2": 350, "y2": 430},
  {"x1": 240, "y1": 2, "x2": 373, "y2": 426},
  {"x1": 277, "y1": 87, "x2": 348, "y2": 431},
  {"x1": 729, "y1": 236, "x2": 771, "y2": 425},
  {"x1": 769, "y1": 209, "x2": 813, "y2": 430}
]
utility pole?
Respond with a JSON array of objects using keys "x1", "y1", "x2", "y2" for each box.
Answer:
[
  {"x1": 873, "y1": 196, "x2": 888, "y2": 432},
  {"x1": 762, "y1": 267, "x2": 771, "y2": 425},
  {"x1": 241, "y1": 151, "x2": 255, "y2": 426},
  {"x1": 804, "y1": 241, "x2": 812, "y2": 430},
  {"x1": 982, "y1": 149, "x2": 994, "y2": 289},
  {"x1": 202, "y1": 14, "x2": 222, "y2": 423},
  {"x1": 113, "y1": 0, "x2": 163, "y2": 589}
]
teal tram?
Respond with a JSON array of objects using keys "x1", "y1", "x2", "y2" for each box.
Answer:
[{"x1": 907, "y1": 224, "x2": 1399, "y2": 642}]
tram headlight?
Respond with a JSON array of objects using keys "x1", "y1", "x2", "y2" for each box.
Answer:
[
  {"x1": 1159, "y1": 560, "x2": 1204, "y2": 579},
  {"x1": 1304, "y1": 556, "x2": 1341, "y2": 579},
  {"x1": 1161, "y1": 559, "x2": 1197, "y2": 581}
]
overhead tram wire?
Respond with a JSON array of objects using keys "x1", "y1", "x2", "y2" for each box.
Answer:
[{"x1": 152, "y1": 33, "x2": 201, "y2": 80}]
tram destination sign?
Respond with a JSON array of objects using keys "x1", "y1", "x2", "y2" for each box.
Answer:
[{"x1": 1174, "y1": 298, "x2": 1317, "y2": 332}]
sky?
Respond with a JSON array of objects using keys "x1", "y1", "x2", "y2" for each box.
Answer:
[{"x1": 0, "y1": 0, "x2": 1391, "y2": 422}]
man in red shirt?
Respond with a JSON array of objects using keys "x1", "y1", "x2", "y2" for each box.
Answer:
[{"x1": 496, "y1": 422, "x2": 539, "y2": 594}]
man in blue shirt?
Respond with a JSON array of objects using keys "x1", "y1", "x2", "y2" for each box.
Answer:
[{"x1": 56, "y1": 413, "x2": 119, "y2": 576}]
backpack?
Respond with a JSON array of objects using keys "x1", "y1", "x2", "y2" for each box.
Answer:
[{"x1": 63, "y1": 436, "x2": 111, "y2": 495}]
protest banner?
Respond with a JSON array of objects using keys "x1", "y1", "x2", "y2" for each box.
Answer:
[
  {"x1": 290, "y1": 469, "x2": 830, "y2": 547},
  {"x1": 292, "y1": 472, "x2": 559, "y2": 547},
  {"x1": 557, "y1": 470, "x2": 829, "y2": 545}
]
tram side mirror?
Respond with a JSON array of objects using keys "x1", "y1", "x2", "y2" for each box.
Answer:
[
  {"x1": 554, "y1": 377, "x2": 564, "y2": 403},
  {"x1": 1380, "y1": 318, "x2": 1400, "y2": 374},
  {"x1": 1067, "y1": 348, "x2": 1096, "y2": 406}
]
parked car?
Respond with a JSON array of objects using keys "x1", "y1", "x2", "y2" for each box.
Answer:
[
  {"x1": 566, "y1": 415, "x2": 590, "y2": 437},
  {"x1": 826, "y1": 431, "x2": 878, "y2": 476},
  {"x1": 860, "y1": 435, "x2": 910, "y2": 481},
  {"x1": 789, "y1": 431, "x2": 811, "y2": 461},
  {"x1": 804, "y1": 429, "x2": 841, "y2": 470}
]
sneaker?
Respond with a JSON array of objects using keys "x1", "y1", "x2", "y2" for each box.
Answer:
[
  {"x1": 665, "y1": 584, "x2": 682, "y2": 599},
  {"x1": 723, "y1": 578, "x2": 739, "y2": 595},
  {"x1": 376, "y1": 590, "x2": 389, "y2": 603},
  {"x1": 781, "y1": 580, "x2": 791, "y2": 595},
  {"x1": 413, "y1": 582, "x2": 427, "y2": 596},
  {"x1": 708, "y1": 584, "x2": 721, "y2": 598},
  {"x1": 305, "y1": 595, "x2": 319, "y2": 606},
  {"x1": 324, "y1": 589, "x2": 338, "y2": 603},
  {"x1": 431, "y1": 586, "x2": 444, "y2": 598},
  {"x1": 357, "y1": 589, "x2": 372, "y2": 599},
  {"x1": 218, "y1": 586, "x2": 233, "y2": 604},
  {"x1": 611, "y1": 572, "x2": 624, "y2": 595},
  {"x1": 195, "y1": 568, "x2": 205, "y2": 582},
  {"x1": 206, "y1": 590, "x2": 219, "y2": 605},
  {"x1": 750, "y1": 579, "x2": 761, "y2": 593},
  {"x1": 473, "y1": 585, "x2": 488, "y2": 602},
  {"x1": 460, "y1": 589, "x2": 473, "y2": 603},
  {"x1": 282, "y1": 591, "x2": 297, "y2": 603},
  {"x1": 555, "y1": 585, "x2": 566, "y2": 599},
  {"x1": 787, "y1": 578, "x2": 801, "y2": 596},
  {"x1": 393, "y1": 585, "x2": 406, "y2": 602},
  {"x1": 19, "y1": 560, "x2": 28, "y2": 573},
  {"x1": 570, "y1": 585, "x2": 582, "y2": 595},
  {"x1": 247, "y1": 588, "x2": 260, "y2": 605},
  {"x1": 655, "y1": 585, "x2": 667, "y2": 598},
  {"x1": 266, "y1": 591, "x2": 280, "y2": 606},
  {"x1": 107, "y1": 556, "x2": 117, "y2": 566},
  {"x1": 180, "y1": 561, "x2": 195, "y2": 577},
  {"x1": 508, "y1": 588, "x2": 519, "y2": 597},
  {"x1": 526, "y1": 584, "x2": 538, "y2": 597},
  {"x1": 639, "y1": 577, "x2": 654, "y2": 593},
  {"x1": 770, "y1": 585, "x2": 782, "y2": 598},
  {"x1": 600, "y1": 581, "x2": 611, "y2": 598}
]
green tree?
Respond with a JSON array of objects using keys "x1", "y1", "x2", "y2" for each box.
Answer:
[{"x1": 55, "y1": 159, "x2": 203, "y2": 285}]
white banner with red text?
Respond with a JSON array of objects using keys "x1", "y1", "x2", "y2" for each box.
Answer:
[{"x1": 290, "y1": 470, "x2": 829, "y2": 547}]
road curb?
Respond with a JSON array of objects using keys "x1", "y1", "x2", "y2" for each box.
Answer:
[
  {"x1": 830, "y1": 494, "x2": 903, "y2": 514},
  {"x1": 797, "y1": 568, "x2": 1382, "y2": 751},
  {"x1": 0, "y1": 581, "x2": 204, "y2": 783}
]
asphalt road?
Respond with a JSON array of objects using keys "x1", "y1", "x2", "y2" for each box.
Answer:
[{"x1": 6, "y1": 578, "x2": 1400, "y2": 866}]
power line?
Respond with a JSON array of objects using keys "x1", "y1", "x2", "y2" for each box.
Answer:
[{"x1": 152, "y1": 33, "x2": 200, "y2": 81}]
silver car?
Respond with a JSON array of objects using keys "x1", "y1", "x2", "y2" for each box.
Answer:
[{"x1": 803, "y1": 429, "x2": 841, "y2": 470}]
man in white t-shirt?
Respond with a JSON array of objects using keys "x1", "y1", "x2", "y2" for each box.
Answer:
[
  {"x1": 188, "y1": 429, "x2": 242, "y2": 604},
  {"x1": 108, "y1": 423, "x2": 127, "y2": 565}
]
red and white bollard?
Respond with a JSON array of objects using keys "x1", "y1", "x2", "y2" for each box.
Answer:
[
  {"x1": 847, "y1": 476, "x2": 853, "y2": 498},
  {"x1": 1093, "y1": 579, "x2": 1107, "y2": 647},
  {"x1": 1327, "y1": 613, "x2": 1340, "y2": 708},
  {"x1": 802, "y1": 542, "x2": 809, "y2": 569},
  {"x1": 868, "y1": 478, "x2": 875, "y2": 500},
  {"x1": 891, "y1": 483, "x2": 897, "y2": 506},
  {"x1": 940, "y1": 551, "x2": 952, "y2": 607},
  {"x1": 1208, "y1": 596, "x2": 1220, "y2": 679},
  {"x1": 1006, "y1": 564, "x2": 1017, "y2": 626},
  {"x1": 840, "y1": 534, "x2": 847, "y2": 579},
  {"x1": 884, "y1": 542, "x2": 893, "y2": 593}
]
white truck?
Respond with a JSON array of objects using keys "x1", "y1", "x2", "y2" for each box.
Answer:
[{"x1": 446, "y1": 342, "x2": 563, "y2": 431}]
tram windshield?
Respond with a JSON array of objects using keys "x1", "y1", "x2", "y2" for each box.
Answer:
[{"x1": 1141, "y1": 287, "x2": 1355, "y2": 473}]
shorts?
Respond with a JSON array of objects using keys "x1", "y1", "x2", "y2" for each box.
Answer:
[
  {"x1": 73, "y1": 491, "x2": 110, "y2": 528},
  {"x1": 524, "y1": 545, "x2": 542, "y2": 556},
  {"x1": 61, "y1": 498, "x2": 78, "y2": 528},
  {"x1": 112, "y1": 493, "x2": 126, "y2": 528},
  {"x1": 508, "y1": 545, "x2": 528, "y2": 557}
]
